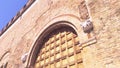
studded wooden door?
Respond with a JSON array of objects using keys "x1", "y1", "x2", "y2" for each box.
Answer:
[{"x1": 34, "y1": 27, "x2": 84, "y2": 68}]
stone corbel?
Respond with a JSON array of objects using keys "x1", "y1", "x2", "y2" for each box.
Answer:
[{"x1": 79, "y1": 19, "x2": 97, "y2": 48}]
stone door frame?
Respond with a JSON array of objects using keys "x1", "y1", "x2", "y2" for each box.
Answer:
[{"x1": 24, "y1": 14, "x2": 88, "y2": 67}]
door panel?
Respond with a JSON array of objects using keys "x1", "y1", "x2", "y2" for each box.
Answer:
[{"x1": 34, "y1": 27, "x2": 84, "y2": 68}]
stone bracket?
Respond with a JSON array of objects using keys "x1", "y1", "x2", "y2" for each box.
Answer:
[
  {"x1": 79, "y1": 36, "x2": 97, "y2": 47},
  {"x1": 78, "y1": 0, "x2": 97, "y2": 47},
  {"x1": 80, "y1": 19, "x2": 93, "y2": 33},
  {"x1": 21, "y1": 53, "x2": 28, "y2": 63},
  {"x1": 79, "y1": 19, "x2": 97, "y2": 47}
]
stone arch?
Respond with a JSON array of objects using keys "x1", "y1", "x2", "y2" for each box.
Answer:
[{"x1": 25, "y1": 14, "x2": 87, "y2": 67}]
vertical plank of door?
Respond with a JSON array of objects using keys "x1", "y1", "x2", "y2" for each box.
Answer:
[
  {"x1": 72, "y1": 33, "x2": 78, "y2": 68},
  {"x1": 48, "y1": 39, "x2": 51, "y2": 68},
  {"x1": 65, "y1": 31, "x2": 69, "y2": 68},
  {"x1": 59, "y1": 32, "x2": 63, "y2": 68},
  {"x1": 53, "y1": 35, "x2": 56, "y2": 68}
]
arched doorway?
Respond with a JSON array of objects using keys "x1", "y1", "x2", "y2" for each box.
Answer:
[
  {"x1": 34, "y1": 26, "x2": 84, "y2": 68},
  {"x1": 25, "y1": 15, "x2": 87, "y2": 68}
]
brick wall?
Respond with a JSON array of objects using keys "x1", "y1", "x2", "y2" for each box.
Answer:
[
  {"x1": 0, "y1": 0, "x2": 120, "y2": 68},
  {"x1": 82, "y1": 0, "x2": 120, "y2": 68}
]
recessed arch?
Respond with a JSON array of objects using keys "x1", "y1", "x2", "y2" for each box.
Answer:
[{"x1": 25, "y1": 14, "x2": 87, "y2": 67}]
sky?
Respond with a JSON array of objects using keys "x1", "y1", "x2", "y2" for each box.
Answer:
[{"x1": 0, "y1": 0, "x2": 28, "y2": 30}]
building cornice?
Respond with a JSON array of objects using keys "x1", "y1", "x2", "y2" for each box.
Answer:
[{"x1": 0, "y1": 0, "x2": 36, "y2": 36}]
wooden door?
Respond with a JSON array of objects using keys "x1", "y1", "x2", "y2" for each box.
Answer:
[{"x1": 34, "y1": 27, "x2": 84, "y2": 68}]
